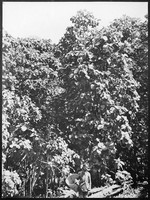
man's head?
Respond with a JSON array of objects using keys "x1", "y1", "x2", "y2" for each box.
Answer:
[{"x1": 82, "y1": 163, "x2": 90, "y2": 172}]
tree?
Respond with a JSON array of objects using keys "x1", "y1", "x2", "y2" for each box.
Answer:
[
  {"x1": 2, "y1": 10, "x2": 148, "y2": 196},
  {"x1": 54, "y1": 11, "x2": 142, "y2": 187},
  {"x1": 2, "y1": 31, "x2": 76, "y2": 197},
  {"x1": 106, "y1": 15, "x2": 148, "y2": 184}
]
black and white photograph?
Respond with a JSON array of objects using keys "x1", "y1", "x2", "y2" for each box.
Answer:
[{"x1": 2, "y1": 1, "x2": 148, "y2": 198}]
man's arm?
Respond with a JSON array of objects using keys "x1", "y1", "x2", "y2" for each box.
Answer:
[{"x1": 87, "y1": 172, "x2": 92, "y2": 190}]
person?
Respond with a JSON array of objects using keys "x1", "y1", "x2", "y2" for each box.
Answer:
[{"x1": 75, "y1": 163, "x2": 91, "y2": 198}]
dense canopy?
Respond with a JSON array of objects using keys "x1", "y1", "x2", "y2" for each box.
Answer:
[{"x1": 2, "y1": 10, "x2": 148, "y2": 198}]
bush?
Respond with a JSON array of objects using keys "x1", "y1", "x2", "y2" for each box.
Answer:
[{"x1": 2, "y1": 169, "x2": 22, "y2": 197}]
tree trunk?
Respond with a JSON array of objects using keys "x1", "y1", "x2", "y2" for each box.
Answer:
[
  {"x1": 24, "y1": 159, "x2": 26, "y2": 196},
  {"x1": 45, "y1": 155, "x2": 49, "y2": 198},
  {"x1": 23, "y1": 179, "x2": 26, "y2": 196},
  {"x1": 29, "y1": 169, "x2": 32, "y2": 197}
]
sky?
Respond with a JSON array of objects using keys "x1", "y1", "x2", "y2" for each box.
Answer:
[{"x1": 3, "y1": 2, "x2": 148, "y2": 44}]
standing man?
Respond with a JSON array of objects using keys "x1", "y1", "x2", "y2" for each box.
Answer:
[{"x1": 75, "y1": 163, "x2": 91, "y2": 198}]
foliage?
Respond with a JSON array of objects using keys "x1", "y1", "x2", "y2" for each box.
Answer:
[
  {"x1": 2, "y1": 30, "x2": 76, "y2": 197},
  {"x1": 2, "y1": 169, "x2": 22, "y2": 197},
  {"x1": 109, "y1": 15, "x2": 148, "y2": 184},
  {"x1": 2, "y1": 10, "x2": 148, "y2": 197},
  {"x1": 55, "y1": 10, "x2": 144, "y2": 185},
  {"x1": 115, "y1": 170, "x2": 132, "y2": 184}
]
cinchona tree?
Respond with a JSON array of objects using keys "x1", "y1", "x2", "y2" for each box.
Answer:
[
  {"x1": 2, "y1": 31, "x2": 76, "y2": 197},
  {"x1": 104, "y1": 15, "x2": 148, "y2": 184},
  {"x1": 54, "y1": 10, "x2": 140, "y2": 179}
]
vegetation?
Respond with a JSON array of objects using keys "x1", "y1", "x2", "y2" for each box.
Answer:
[{"x1": 2, "y1": 10, "x2": 148, "y2": 198}]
